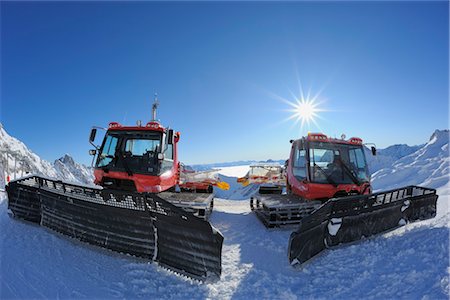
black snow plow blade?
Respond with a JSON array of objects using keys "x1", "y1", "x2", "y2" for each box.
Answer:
[
  {"x1": 288, "y1": 186, "x2": 438, "y2": 266},
  {"x1": 6, "y1": 176, "x2": 223, "y2": 280}
]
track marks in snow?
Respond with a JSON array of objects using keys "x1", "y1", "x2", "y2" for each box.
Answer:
[
  {"x1": 111, "y1": 263, "x2": 206, "y2": 299},
  {"x1": 206, "y1": 244, "x2": 252, "y2": 299},
  {"x1": 207, "y1": 197, "x2": 449, "y2": 299}
]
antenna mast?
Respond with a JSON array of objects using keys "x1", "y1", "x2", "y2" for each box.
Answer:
[{"x1": 152, "y1": 93, "x2": 159, "y2": 121}]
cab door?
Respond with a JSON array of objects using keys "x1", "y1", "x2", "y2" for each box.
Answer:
[{"x1": 287, "y1": 139, "x2": 310, "y2": 197}]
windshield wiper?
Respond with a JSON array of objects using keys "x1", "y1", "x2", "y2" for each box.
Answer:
[
  {"x1": 313, "y1": 163, "x2": 338, "y2": 187},
  {"x1": 313, "y1": 143, "x2": 364, "y2": 186},
  {"x1": 336, "y1": 156, "x2": 360, "y2": 185},
  {"x1": 119, "y1": 151, "x2": 134, "y2": 176}
]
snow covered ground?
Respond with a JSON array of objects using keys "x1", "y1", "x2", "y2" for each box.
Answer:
[
  {"x1": 1, "y1": 164, "x2": 449, "y2": 299},
  {"x1": 1, "y1": 128, "x2": 449, "y2": 299}
]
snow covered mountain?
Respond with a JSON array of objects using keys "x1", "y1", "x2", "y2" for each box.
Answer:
[
  {"x1": 53, "y1": 154, "x2": 94, "y2": 185},
  {"x1": 371, "y1": 129, "x2": 449, "y2": 191},
  {"x1": 0, "y1": 124, "x2": 93, "y2": 186},
  {"x1": 366, "y1": 143, "x2": 422, "y2": 174}
]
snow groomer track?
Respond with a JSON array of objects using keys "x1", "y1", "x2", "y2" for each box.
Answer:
[{"x1": 6, "y1": 176, "x2": 223, "y2": 280}]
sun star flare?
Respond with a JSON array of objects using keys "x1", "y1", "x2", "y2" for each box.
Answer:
[{"x1": 286, "y1": 96, "x2": 325, "y2": 131}]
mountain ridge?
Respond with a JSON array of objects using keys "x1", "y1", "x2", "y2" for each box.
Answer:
[{"x1": 0, "y1": 124, "x2": 93, "y2": 187}]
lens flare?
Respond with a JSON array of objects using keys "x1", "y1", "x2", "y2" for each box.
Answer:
[
  {"x1": 288, "y1": 97, "x2": 324, "y2": 129},
  {"x1": 269, "y1": 87, "x2": 327, "y2": 134},
  {"x1": 265, "y1": 75, "x2": 330, "y2": 133}
]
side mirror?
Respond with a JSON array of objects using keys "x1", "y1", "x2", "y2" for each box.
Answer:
[
  {"x1": 89, "y1": 128, "x2": 97, "y2": 143},
  {"x1": 167, "y1": 129, "x2": 174, "y2": 145},
  {"x1": 371, "y1": 146, "x2": 377, "y2": 156},
  {"x1": 157, "y1": 153, "x2": 164, "y2": 160},
  {"x1": 89, "y1": 149, "x2": 97, "y2": 156}
]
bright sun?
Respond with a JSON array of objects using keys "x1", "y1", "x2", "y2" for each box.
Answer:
[
  {"x1": 267, "y1": 78, "x2": 328, "y2": 132},
  {"x1": 296, "y1": 99, "x2": 317, "y2": 122},
  {"x1": 285, "y1": 96, "x2": 324, "y2": 130}
]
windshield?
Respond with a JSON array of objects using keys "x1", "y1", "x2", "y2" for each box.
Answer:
[
  {"x1": 125, "y1": 139, "x2": 160, "y2": 156},
  {"x1": 308, "y1": 141, "x2": 369, "y2": 184},
  {"x1": 96, "y1": 131, "x2": 162, "y2": 175}
]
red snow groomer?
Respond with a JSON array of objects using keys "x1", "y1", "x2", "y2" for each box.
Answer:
[
  {"x1": 6, "y1": 97, "x2": 224, "y2": 280},
  {"x1": 90, "y1": 99, "x2": 228, "y2": 218},
  {"x1": 250, "y1": 133, "x2": 438, "y2": 266}
]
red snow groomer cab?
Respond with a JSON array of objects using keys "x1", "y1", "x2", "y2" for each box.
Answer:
[
  {"x1": 286, "y1": 133, "x2": 373, "y2": 201},
  {"x1": 91, "y1": 120, "x2": 180, "y2": 194}
]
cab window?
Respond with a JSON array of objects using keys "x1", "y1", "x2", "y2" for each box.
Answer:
[
  {"x1": 165, "y1": 144, "x2": 174, "y2": 160},
  {"x1": 125, "y1": 139, "x2": 160, "y2": 156},
  {"x1": 98, "y1": 135, "x2": 118, "y2": 167},
  {"x1": 293, "y1": 146, "x2": 307, "y2": 180}
]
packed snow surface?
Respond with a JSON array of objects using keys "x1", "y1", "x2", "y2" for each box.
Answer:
[
  {"x1": 1, "y1": 168, "x2": 449, "y2": 299},
  {"x1": 1, "y1": 128, "x2": 449, "y2": 299}
]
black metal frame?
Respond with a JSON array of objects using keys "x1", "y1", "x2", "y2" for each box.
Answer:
[{"x1": 6, "y1": 176, "x2": 223, "y2": 280}]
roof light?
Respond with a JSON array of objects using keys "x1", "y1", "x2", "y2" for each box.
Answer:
[
  {"x1": 349, "y1": 137, "x2": 363, "y2": 145},
  {"x1": 108, "y1": 122, "x2": 122, "y2": 128},
  {"x1": 307, "y1": 133, "x2": 328, "y2": 141},
  {"x1": 146, "y1": 121, "x2": 161, "y2": 129}
]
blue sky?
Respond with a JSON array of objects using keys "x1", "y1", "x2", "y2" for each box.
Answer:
[{"x1": 1, "y1": 1, "x2": 448, "y2": 165}]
